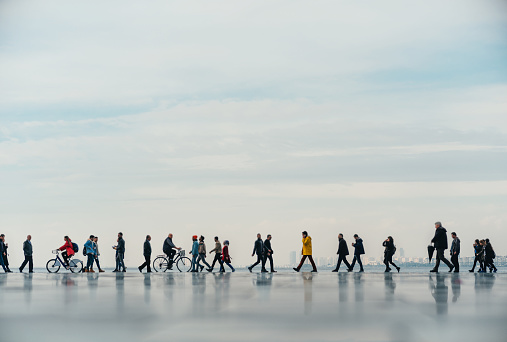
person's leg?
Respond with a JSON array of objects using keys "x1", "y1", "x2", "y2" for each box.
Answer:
[
  {"x1": 95, "y1": 257, "x2": 102, "y2": 271},
  {"x1": 226, "y1": 262, "x2": 235, "y2": 271},
  {"x1": 167, "y1": 250, "x2": 176, "y2": 269},
  {"x1": 384, "y1": 254, "x2": 390, "y2": 271},
  {"x1": 438, "y1": 249, "x2": 453, "y2": 269},
  {"x1": 470, "y1": 256, "x2": 478, "y2": 271},
  {"x1": 0, "y1": 255, "x2": 7, "y2": 272},
  {"x1": 250, "y1": 255, "x2": 261, "y2": 269},
  {"x1": 146, "y1": 256, "x2": 151, "y2": 272},
  {"x1": 114, "y1": 253, "x2": 120, "y2": 271},
  {"x1": 295, "y1": 255, "x2": 308, "y2": 271},
  {"x1": 267, "y1": 254, "x2": 275, "y2": 271},
  {"x1": 191, "y1": 255, "x2": 198, "y2": 271},
  {"x1": 261, "y1": 254, "x2": 267, "y2": 271},
  {"x1": 355, "y1": 255, "x2": 363, "y2": 271},
  {"x1": 139, "y1": 257, "x2": 147, "y2": 271},
  {"x1": 343, "y1": 256, "x2": 352, "y2": 270},
  {"x1": 451, "y1": 254, "x2": 459, "y2": 272},
  {"x1": 210, "y1": 254, "x2": 217, "y2": 269},
  {"x1": 308, "y1": 256, "x2": 317, "y2": 271},
  {"x1": 350, "y1": 255, "x2": 357, "y2": 269},
  {"x1": 334, "y1": 256, "x2": 343, "y2": 271},
  {"x1": 62, "y1": 252, "x2": 69, "y2": 266},
  {"x1": 218, "y1": 256, "x2": 224, "y2": 272},
  {"x1": 433, "y1": 249, "x2": 442, "y2": 271},
  {"x1": 200, "y1": 255, "x2": 211, "y2": 268},
  {"x1": 20, "y1": 256, "x2": 29, "y2": 272},
  {"x1": 28, "y1": 256, "x2": 33, "y2": 272}
]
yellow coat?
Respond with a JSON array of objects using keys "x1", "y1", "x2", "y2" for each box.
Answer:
[{"x1": 302, "y1": 236, "x2": 312, "y2": 255}]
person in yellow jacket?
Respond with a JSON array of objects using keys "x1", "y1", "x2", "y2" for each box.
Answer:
[{"x1": 293, "y1": 231, "x2": 317, "y2": 272}]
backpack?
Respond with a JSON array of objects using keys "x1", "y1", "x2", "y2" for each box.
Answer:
[
  {"x1": 83, "y1": 245, "x2": 87, "y2": 256},
  {"x1": 72, "y1": 242, "x2": 79, "y2": 253}
]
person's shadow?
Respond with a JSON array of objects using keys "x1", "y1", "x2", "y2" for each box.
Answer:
[{"x1": 429, "y1": 274, "x2": 448, "y2": 315}]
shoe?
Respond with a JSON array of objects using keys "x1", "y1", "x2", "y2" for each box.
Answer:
[
  {"x1": 6, "y1": 269, "x2": 12, "y2": 273},
  {"x1": 449, "y1": 266, "x2": 454, "y2": 273},
  {"x1": 138, "y1": 267, "x2": 142, "y2": 273},
  {"x1": 248, "y1": 267, "x2": 252, "y2": 273},
  {"x1": 89, "y1": 269, "x2": 95, "y2": 273},
  {"x1": 384, "y1": 269, "x2": 391, "y2": 273},
  {"x1": 311, "y1": 270, "x2": 318, "y2": 272},
  {"x1": 347, "y1": 268, "x2": 353, "y2": 272},
  {"x1": 19, "y1": 268, "x2": 23, "y2": 273},
  {"x1": 200, "y1": 265, "x2": 204, "y2": 272},
  {"x1": 232, "y1": 268, "x2": 236, "y2": 272},
  {"x1": 359, "y1": 269, "x2": 364, "y2": 272},
  {"x1": 430, "y1": 269, "x2": 438, "y2": 273},
  {"x1": 469, "y1": 270, "x2": 474, "y2": 273},
  {"x1": 293, "y1": 267, "x2": 299, "y2": 273},
  {"x1": 331, "y1": 269, "x2": 338, "y2": 272},
  {"x1": 112, "y1": 269, "x2": 118, "y2": 272},
  {"x1": 261, "y1": 269, "x2": 268, "y2": 273},
  {"x1": 271, "y1": 270, "x2": 277, "y2": 273},
  {"x1": 396, "y1": 267, "x2": 400, "y2": 273},
  {"x1": 207, "y1": 268, "x2": 212, "y2": 272},
  {"x1": 493, "y1": 269, "x2": 497, "y2": 273},
  {"x1": 190, "y1": 270, "x2": 197, "y2": 273},
  {"x1": 99, "y1": 269, "x2": 105, "y2": 273},
  {"x1": 454, "y1": 270, "x2": 459, "y2": 273},
  {"x1": 84, "y1": 269, "x2": 89, "y2": 273},
  {"x1": 29, "y1": 271, "x2": 33, "y2": 273},
  {"x1": 122, "y1": 269, "x2": 126, "y2": 272}
]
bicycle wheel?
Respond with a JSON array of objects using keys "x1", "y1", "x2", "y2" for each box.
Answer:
[
  {"x1": 46, "y1": 259, "x2": 60, "y2": 273},
  {"x1": 69, "y1": 260, "x2": 83, "y2": 273},
  {"x1": 177, "y1": 257, "x2": 192, "y2": 272},
  {"x1": 153, "y1": 256, "x2": 169, "y2": 272}
]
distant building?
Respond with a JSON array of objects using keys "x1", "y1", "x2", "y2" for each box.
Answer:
[
  {"x1": 290, "y1": 251, "x2": 297, "y2": 266},
  {"x1": 400, "y1": 248, "x2": 405, "y2": 258}
]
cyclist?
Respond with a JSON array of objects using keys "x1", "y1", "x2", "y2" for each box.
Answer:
[
  {"x1": 163, "y1": 233, "x2": 181, "y2": 270},
  {"x1": 58, "y1": 236, "x2": 75, "y2": 267}
]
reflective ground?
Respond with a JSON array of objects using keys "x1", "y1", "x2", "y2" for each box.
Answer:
[{"x1": 0, "y1": 272, "x2": 505, "y2": 342}]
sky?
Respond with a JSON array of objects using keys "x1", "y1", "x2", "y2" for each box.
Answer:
[{"x1": 1, "y1": 0, "x2": 506, "y2": 268}]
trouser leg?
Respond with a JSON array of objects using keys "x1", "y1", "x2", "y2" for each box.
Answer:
[
  {"x1": 0, "y1": 256, "x2": 6, "y2": 272},
  {"x1": 356, "y1": 255, "x2": 363, "y2": 270},
  {"x1": 471, "y1": 256, "x2": 479, "y2": 271},
  {"x1": 335, "y1": 256, "x2": 343, "y2": 270},
  {"x1": 251, "y1": 255, "x2": 261, "y2": 268},
  {"x1": 437, "y1": 249, "x2": 452, "y2": 269},
  {"x1": 266, "y1": 254, "x2": 274, "y2": 271},
  {"x1": 296, "y1": 255, "x2": 308, "y2": 271},
  {"x1": 451, "y1": 254, "x2": 459, "y2": 271},
  {"x1": 199, "y1": 255, "x2": 211, "y2": 268},
  {"x1": 343, "y1": 257, "x2": 351, "y2": 269},
  {"x1": 308, "y1": 256, "x2": 317, "y2": 271},
  {"x1": 95, "y1": 257, "x2": 101, "y2": 270},
  {"x1": 20, "y1": 256, "x2": 29, "y2": 272},
  {"x1": 261, "y1": 254, "x2": 267, "y2": 270}
]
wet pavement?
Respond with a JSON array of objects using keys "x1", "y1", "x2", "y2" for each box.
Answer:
[{"x1": 0, "y1": 272, "x2": 505, "y2": 342}]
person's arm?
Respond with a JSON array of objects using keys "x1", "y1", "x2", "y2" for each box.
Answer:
[{"x1": 456, "y1": 239, "x2": 460, "y2": 255}]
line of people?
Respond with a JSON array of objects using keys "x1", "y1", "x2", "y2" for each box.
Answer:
[{"x1": 469, "y1": 238, "x2": 498, "y2": 273}]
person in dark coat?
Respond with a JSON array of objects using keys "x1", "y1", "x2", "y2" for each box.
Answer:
[
  {"x1": 469, "y1": 239, "x2": 483, "y2": 273},
  {"x1": 262, "y1": 234, "x2": 276, "y2": 273},
  {"x1": 163, "y1": 233, "x2": 181, "y2": 269},
  {"x1": 0, "y1": 235, "x2": 12, "y2": 272},
  {"x1": 0, "y1": 235, "x2": 11, "y2": 273},
  {"x1": 430, "y1": 222, "x2": 453, "y2": 273},
  {"x1": 484, "y1": 238, "x2": 498, "y2": 273},
  {"x1": 113, "y1": 232, "x2": 126, "y2": 272},
  {"x1": 138, "y1": 235, "x2": 152, "y2": 273},
  {"x1": 19, "y1": 235, "x2": 34, "y2": 273},
  {"x1": 450, "y1": 232, "x2": 460, "y2": 273},
  {"x1": 332, "y1": 234, "x2": 352, "y2": 272},
  {"x1": 383, "y1": 236, "x2": 400, "y2": 272},
  {"x1": 248, "y1": 234, "x2": 266, "y2": 272},
  {"x1": 350, "y1": 234, "x2": 365, "y2": 272}
]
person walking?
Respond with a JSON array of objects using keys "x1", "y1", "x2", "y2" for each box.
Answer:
[
  {"x1": 469, "y1": 239, "x2": 483, "y2": 273},
  {"x1": 478, "y1": 240, "x2": 487, "y2": 273},
  {"x1": 383, "y1": 236, "x2": 400, "y2": 272},
  {"x1": 84, "y1": 235, "x2": 95, "y2": 273},
  {"x1": 139, "y1": 235, "x2": 152, "y2": 273},
  {"x1": 221, "y1": 240, "x2": 235, "y2": 272},
  {"x1": 0, "y1": 235, "x2": 10, "y2": 273},
  {"x1": 19, "y1": 235, "x2": 34, "y2": 273},
  {"x1": 209, "y1": 236, "x2": 224, "y2": 272},
  {"x1": 293, "y1": 231, "x2": 317, "y2": 273},
  {"x1": 484, "y1": 238, "x2": 498, "y2": 273},
  {"x1": 332, "y1": 234, "x2": 352, "y2": 272},
  {"x1": 450, "y1": 232, "x2": 460, "y2": 273},
  {"x1": 190, "y1": 235, "x2": 199, "y2": 272},
  {"x1": 163, "y1": 234, "x2": 181, "y2": 270},
  {"x1": 196, "y1": 235, "x2": 212, "y2": 272},
  {"x1": 350, "y1": 234, "x2": 365, "y2": 272},
  {"x1": 430, "y1": 222, "x2": 453, "y2": 273},
  {"x1": 0, "y1": 235, "x2": 12, "y2": 273},
  {"x1": 248, "y1": 234, "x2": 266, "y2": 273},
  {"x1": 263, "y1": 234, "x2": 276, "y2": 273},
  {"x1": 113, "y1": 232, "x2": 126, "y2": 272},
  {"x1": 93, "y1": 236, "x2": 105, "y2": 272},
  {"x1": 58, "y1": 236, "x2": 75, "y2": 267}
]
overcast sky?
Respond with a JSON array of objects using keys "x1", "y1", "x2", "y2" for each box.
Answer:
[{"x1": 1, "y1": 0, "x2": 506, "y2": 268}]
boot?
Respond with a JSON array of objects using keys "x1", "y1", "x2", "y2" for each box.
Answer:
[
  {"x1": 99, "y1": 269, "x2": 105, "y2": 273},
  {"x1": 90, "y1": 268, "x2": 95, "y2": 273}
]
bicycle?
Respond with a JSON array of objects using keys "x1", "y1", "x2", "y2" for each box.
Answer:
[
  {"x1": 46, "y1": 250, "x2": 83, "y2": 273},
  {"x1": 153, "y1": 250, "x2": 192, "y2": 272}
]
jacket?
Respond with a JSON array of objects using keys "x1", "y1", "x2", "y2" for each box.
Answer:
[
  {"x1": 23, "y1": 240, "x2": 33, "y2": 256},
  {"x1": 210, "y1": 241, "x2": 222, "y2": 254},
  {"x1": 263, "y1": 239, "x2": 273, "y2": 254},
  {"x1": 485, "y1": 243, "x2": 495, "y2": 260},
  {"x1": 144, "y1": 240, "x2": 152, "y2": 257},
  {"x1": 0, "y1": 241, "x2": 5, "y2": 255},
  {"x1": 252, "y1": 238, "x2": 264, "y2": 256},
  {"x1": 337, "y1": 238, "x2": 349, "y2": 256},
  {"x1": 163, "y1": 237, "x2": 176, "y2": 254},
  {"x1": 431, "y1": 227, "x2": 448, "y2": 250},
  {"x1": 84, "y1": 240, "x2": 94, "y2": 255},
  {"x1": 198, "y1": 241, "x2": 206, "y2": 254},
  {"x1": 117, "y1": 237, "x2": 125, "y2": 254},
  {"x1": 191, "y1": 240, "x2": 199, "y2": 255},
  {"x1": 383, "y1": 240, "x2": 395, "y2": 255},
  {"x1": 94, "y1": 242, "x2": 100, "y2": 256},
  {"x1": 474, "y1": 245, "x2": 482, "y2": 255},
  {"x1": 353, "y1": 238, "x2": 365, "y2": 255},
  {"x1": 302, "y1": 236, "x2": 312, "y2": 256},
  {"x1": 222, "y1": 245, "x2": 231, "y2": 263},
  {"x1": 450, "y1": 237, "x2": 460, "y2": 255},
  {"x1": 59, "y1": 239, "x2": 75, "y2": 256}
]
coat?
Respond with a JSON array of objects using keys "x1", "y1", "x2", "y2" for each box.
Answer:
[
  {"x1": 383, "y1": 240, "x2": 395, "y2": 255},
  {"x1": 59, "y1": 239, "x2": 75, "y2": 256},
  {"x1": 450, "y1": 238, "x2": 460, "y2": 255},
  {"x1": 117, "y1": 237, "x2": 125, "y2": 253},
  {"x1": 263, "y1": 239, "x2": 273, "y2": 254},
  {"x1": 144, "y1": 240, "x2": 152, "y2": 257},
  {"x1": 337, "y1": 239, "x2": 349, "y2": 256},
  {"x1": 191, "y1": 240, "x2": 199, "y2": 255},
  {"x1": 353, "y1": 238, "x2": 365, "y2": 255},
  {"x1": 302, "y1": 236, "x2": 312, "y2": 256},
  {"x1": 431, "y1": 227, "x2": 448, "y2": 250},
  {"x1": 210, "y1": 241, "x2": 222, "y2": 254},
  {"x1": 163, "y1": 237, "x2": 176, "y2": 254},
  {"x1": 23, "y1": 240, "x2": 33, "y2": 257},
  {"x1": 253, "y1": 238, "x2": 264, "y2": 256},
  {"x1": 222, "y1": 245, "x2": 231, "y2": 263},
  {"x1": 198, "y1": 241, "x2": 206, "y2": 254},
  {"x1": 84, "y1": 240, "x2": 94, "y2": 255}
]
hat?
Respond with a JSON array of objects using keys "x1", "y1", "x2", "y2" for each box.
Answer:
[
  {"x1": 224, "y1": 240, "x2": 229, "y2": 245},
  {"x1": 192, "y1": 235, "x2": 198, "y2": 239}
]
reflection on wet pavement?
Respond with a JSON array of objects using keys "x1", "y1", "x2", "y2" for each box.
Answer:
[{"x1": 0, "y1": 273, "x2": 505, "y2": 341}]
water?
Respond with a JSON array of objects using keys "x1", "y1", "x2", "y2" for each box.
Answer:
[{"x1": 0, "y1": 272, "x2": 506, "y2": 342}]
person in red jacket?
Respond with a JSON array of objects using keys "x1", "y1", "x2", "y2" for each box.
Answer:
[
  {"x1": 59, "y1": 236, "x2": 75, "y2": 266},
  {"x1": 221, "y1": 240, "x2": 235, "y2": 272}
]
